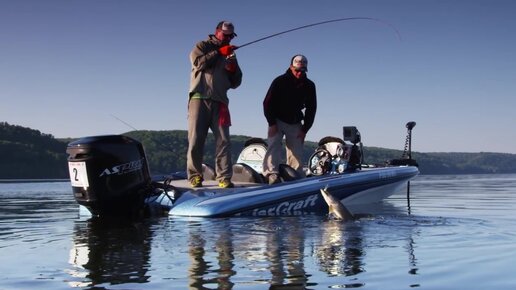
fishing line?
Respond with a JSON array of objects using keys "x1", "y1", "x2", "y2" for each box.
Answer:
[
  {"x1": 111, "y1": 114, "x2": 177, "y2": 154},
  {"x1": 111, "y1": 114, "x2": 139, "y2": 131},
  {"x1": 235, "y1": 17, "x2": 402, "y2": 49}
]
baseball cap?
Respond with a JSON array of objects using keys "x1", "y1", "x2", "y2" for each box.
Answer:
[
  {"x1": 217, "y1": 21, "x2": 237, "y2": 37},
  {"x1": 291, "y1": 54, "x2": 308, "y2": 72}
]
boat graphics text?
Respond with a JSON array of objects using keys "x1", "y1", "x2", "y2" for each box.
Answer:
[
  {"x1": 99, "y1": 158, "x2": 145, "y2": 177},
  {"x1": 251, "y1": 194, "x2": 319, "y2": 216},
  {"x1": 378, "y1": 170, "x2": 397, "y2": 179}
]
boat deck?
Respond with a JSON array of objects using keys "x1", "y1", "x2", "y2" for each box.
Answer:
[{"x1": 168, "y1": 179, "x2": 263, "y2": 194}]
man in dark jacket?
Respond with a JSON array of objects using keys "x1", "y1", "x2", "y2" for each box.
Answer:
[{"x1": 262, "y1": 54, "x2": 317, "y2": 184}]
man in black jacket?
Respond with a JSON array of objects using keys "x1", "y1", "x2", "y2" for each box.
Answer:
[{"x1": 262, "y1": 54, "x2": 317, "y2": 184}]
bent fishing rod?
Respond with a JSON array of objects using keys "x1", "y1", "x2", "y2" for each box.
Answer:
[
  {"x1": 111, "y1": 114, "x2": 139, "y2": 132},
  {"x1": 111, "y1": 114, "x2": 178, "y2": 154},
  {"x1": 234, "y1": 17, "x2": 402, "y2": 50}
]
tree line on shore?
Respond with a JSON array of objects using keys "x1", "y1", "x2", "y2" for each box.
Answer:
[{"x1": 2, "y1": 122, "x2": 516, "y2": 179}]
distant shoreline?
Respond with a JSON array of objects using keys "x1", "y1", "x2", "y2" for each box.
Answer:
[{"x1": 0, "y1": 179, "x2": 70, "y2": 183}]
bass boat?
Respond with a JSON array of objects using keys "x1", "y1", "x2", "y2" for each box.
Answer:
[{"x1": 66, "y1": 123, "x2": 419, "y2": 218}]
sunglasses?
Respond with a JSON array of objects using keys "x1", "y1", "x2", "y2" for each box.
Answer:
[{"x1": 222, "y1": 33, "x2": 235, "y2": 39}]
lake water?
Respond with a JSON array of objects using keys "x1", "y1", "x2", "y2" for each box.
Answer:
[{"x1": 1, "y1": 174, "x2": 515, "y2": 290}]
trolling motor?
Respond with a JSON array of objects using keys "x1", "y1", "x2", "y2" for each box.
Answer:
[{"x1": 388, "y1": 121, "x2": 418, "y2": 167}]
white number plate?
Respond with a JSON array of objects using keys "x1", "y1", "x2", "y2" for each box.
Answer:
[{"x1": 68, "y1": 162, "x2": 89, "y2": 187}]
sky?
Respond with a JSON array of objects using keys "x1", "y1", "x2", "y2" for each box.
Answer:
[{"x1": 1, "y1": 0, "x2": 515, "y2": 154}]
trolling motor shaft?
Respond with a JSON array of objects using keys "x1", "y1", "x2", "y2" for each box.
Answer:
[
  {"x1": 388, "y1": 121, "x2": 418, "y2": 167},
  {"x1": 406, "y1": 121, "x2": 416, "y2": 160}
]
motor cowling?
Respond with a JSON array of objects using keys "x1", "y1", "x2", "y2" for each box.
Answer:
[{"x1": 66, "y1": 135, "x2": 152, "y2": 217}]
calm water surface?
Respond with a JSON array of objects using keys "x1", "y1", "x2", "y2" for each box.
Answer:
[{"x1": 0, "y1": 174, "x2": 515, "y2": 290}]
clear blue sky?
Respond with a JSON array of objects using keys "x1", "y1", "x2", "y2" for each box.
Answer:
[{"x1": 1, "y1": 0, "x2": 515, "y2": 153}]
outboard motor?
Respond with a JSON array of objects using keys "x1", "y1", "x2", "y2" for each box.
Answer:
[{"x1": 66, "y1": 135, "x2": 152, "y2": 217}]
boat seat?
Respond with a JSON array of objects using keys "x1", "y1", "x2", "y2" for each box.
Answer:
[
  {"x1": 279, "y1": 164, "x2": 304, "y2": 181},
  {"x1": 236, "y1": 138, "x2": 268, "y2": 174},
  {"x1": 202, "y1": 163, "x2": 216, "y2": 180},
  {"x1": 232, "y1": 163, "x2": 266, "y2": 184}
]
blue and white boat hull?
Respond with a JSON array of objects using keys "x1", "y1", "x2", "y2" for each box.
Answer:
[{"x1": 153, "y1": 166, "x2": 418, "y2": 217}]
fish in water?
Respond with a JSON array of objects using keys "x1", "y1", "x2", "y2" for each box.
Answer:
[{"x1": 320, "y1": 186, "x2": 354, "y2": 221}]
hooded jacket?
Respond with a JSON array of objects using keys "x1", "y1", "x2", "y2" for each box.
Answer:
[
  {"x1": 189, "y1": 35, "x2": 243, "y2": 105},
  {"x1": 263, "y1": 69, "x2": 317, "y2": 133}
]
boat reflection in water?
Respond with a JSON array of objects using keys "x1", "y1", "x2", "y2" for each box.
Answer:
[
  {"x1": 185, "y1": 217, "x2": 310, "y2": 289},
  {"x1": 313, "y1": 220, "x2": 365, "y2": 279},
  {"x1": 67, "y1": 201, "x2": 418, "y2": 289},
  {"x1": 187, "y1": 219, "x2": 236, "y2": 289},
  {"x1": 67, "y1": 218, "x2": 152, "y2": 288},
  {"x1": 180, "y1": 201, "x2": 415, "y2": 288}
]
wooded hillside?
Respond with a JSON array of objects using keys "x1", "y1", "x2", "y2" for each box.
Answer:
[{"x1": 2, "y1": 122, "x2": 516, "y2": 179}]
